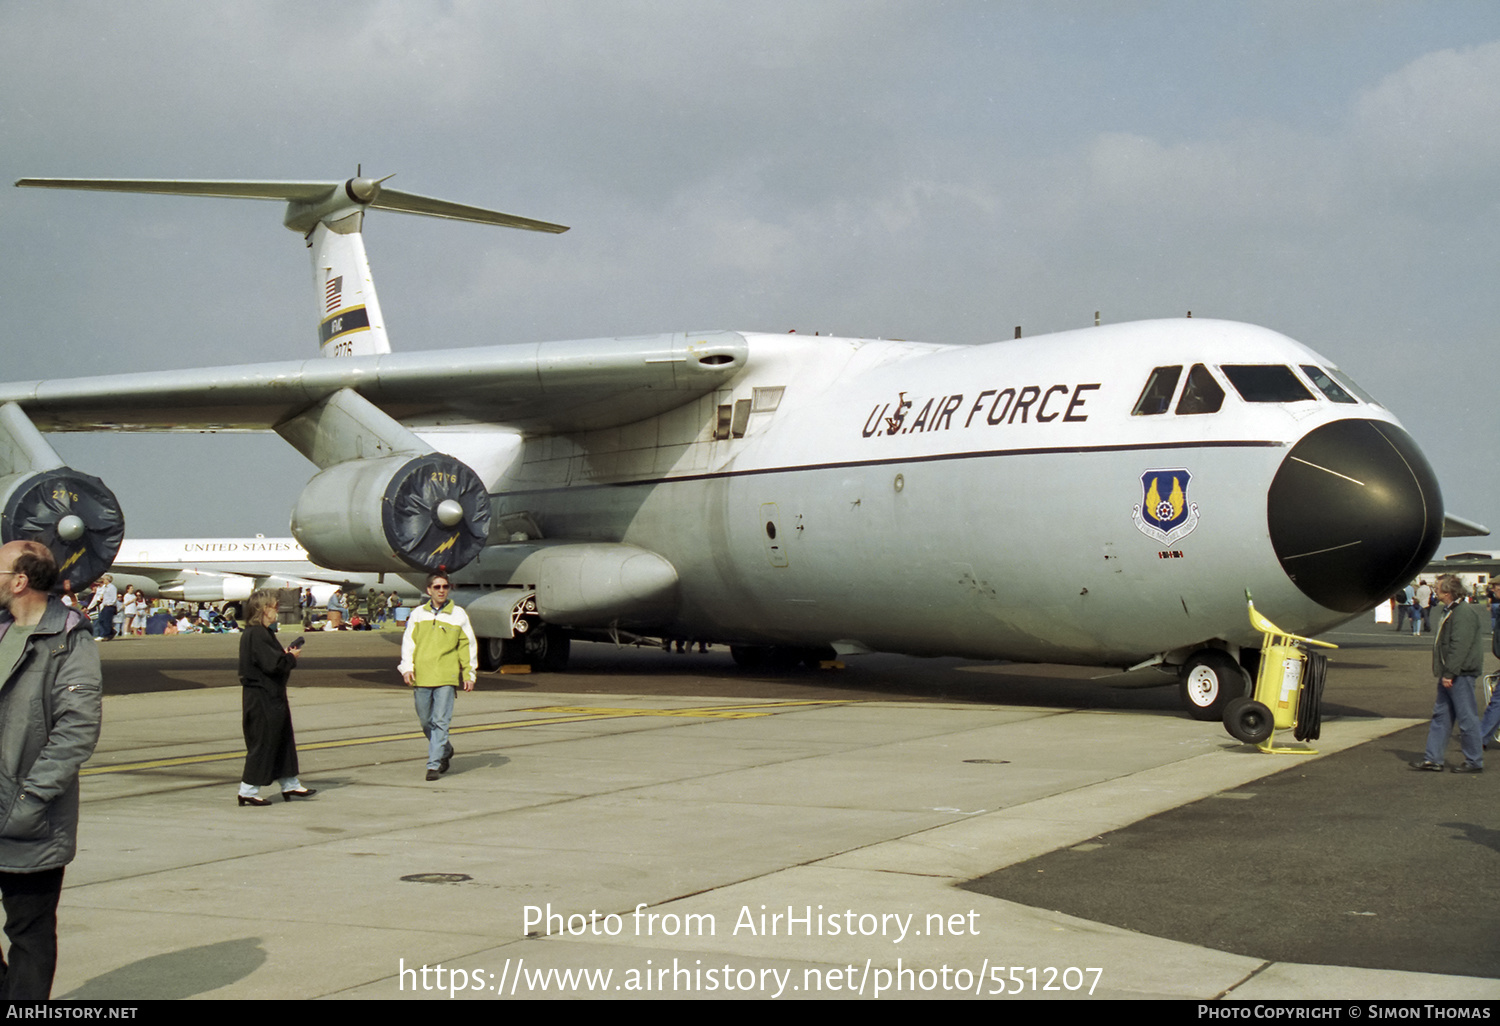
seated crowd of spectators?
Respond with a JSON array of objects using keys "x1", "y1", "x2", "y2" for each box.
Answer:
[{"x1": 63, "y1": 579, "x2": 406, "y2": 639}]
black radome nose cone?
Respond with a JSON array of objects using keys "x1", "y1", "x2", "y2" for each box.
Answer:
[{"x1": 1268, "y1": 420, "x2": 1442, "y2": 613}]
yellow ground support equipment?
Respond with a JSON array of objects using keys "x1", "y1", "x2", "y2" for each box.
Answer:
[{"x1": 1226, "y1": 599, "x2": 1338, "y2": 753}]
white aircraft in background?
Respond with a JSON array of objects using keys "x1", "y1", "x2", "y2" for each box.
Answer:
[
  {"x1": 0, "y1": 174, "x2": 1480, "y2": 725},
  {"x1": 107, "y1": 536, "x2": 422, "y2": 614}
]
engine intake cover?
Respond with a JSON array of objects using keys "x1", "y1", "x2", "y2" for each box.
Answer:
[
  {"x1": 0, "y1": 468, "x2": 125, "y2": 590},
  {"x1": 292, "y1": 453, "x2": 491, "y2": 573}
]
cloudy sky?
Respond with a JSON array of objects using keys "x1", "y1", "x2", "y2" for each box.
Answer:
[{"x1": 2, "y1": 1, "x2": 1499, "y2": 541}]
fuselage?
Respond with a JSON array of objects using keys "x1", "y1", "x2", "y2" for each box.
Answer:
[
  {"x1": 444, "y1": 318, "x2": 1441, "y2": 667},
  {"x1": 111, "y1": 537, "x2": 423, "y2": 604}
]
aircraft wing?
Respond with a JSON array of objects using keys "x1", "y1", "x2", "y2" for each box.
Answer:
[
  {"x1": 0, "y1": 332, "x2": 747, "y2": 434},
  {"x1": 1442, "y1": 513, "x2": 1490, "y2": 538},
  {"x1": 1418, "y1": 517, "x2": 1493, "y2": 572}
]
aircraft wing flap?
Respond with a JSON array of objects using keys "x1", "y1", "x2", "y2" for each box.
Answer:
[{"x1": 0, "y1": 332, "x2": 747, "y2": 433}]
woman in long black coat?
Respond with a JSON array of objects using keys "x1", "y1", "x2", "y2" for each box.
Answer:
[{"x1": 237, "y1": 590, "x2": 316, "y2": 806}]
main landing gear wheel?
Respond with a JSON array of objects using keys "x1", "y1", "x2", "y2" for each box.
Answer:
[
  {"x1": 730, "y1": 645, "x2": 837, "y2": 671},
  {"x1": 1179, "y1": 650, "x2": 1251, "y2": 722},
  {"x1": 478, "y1": 636, "x2": 505, "y2": 673},
  {"x1": 729, "y1": 645, "x2": 766, "y2": 669},
  {"x1": 500, "y1": 625, "x2": 570, "y2": 673},
  {"x1": 1223, "y1": 696, "x2": 1274, "y2": 745}
]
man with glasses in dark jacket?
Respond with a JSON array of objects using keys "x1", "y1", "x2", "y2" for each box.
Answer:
[
  {"x1": 1411, "y1": 575, "x2": 1485, "y2": 774},
  {"x1": 0, "y1": 541, "x2": 102, "y2": 997}
]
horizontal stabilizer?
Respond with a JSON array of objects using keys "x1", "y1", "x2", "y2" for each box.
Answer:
[
  {"x1": 14, "y1": 177, "x2": 569, "y2": 233},
  {"x1": 374, "y1": 187, "x2": 568, "y2": 232}
]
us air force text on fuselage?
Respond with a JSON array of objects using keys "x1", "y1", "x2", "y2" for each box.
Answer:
[{"x1": 861, "y1": 383, "x2": 1100, "y2": 437}]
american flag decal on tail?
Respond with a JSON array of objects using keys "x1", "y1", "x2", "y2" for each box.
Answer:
[{"x1": 325, "y1": 275, "x2": 342, "y2": 313}]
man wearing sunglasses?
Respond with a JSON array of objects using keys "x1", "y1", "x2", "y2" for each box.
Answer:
[
  {"x1": 0, "y1": 541, "x2": 101, "y2": 997},
  {"x1": 398, "y1": 573, "x2": 477, "y2": 781}
]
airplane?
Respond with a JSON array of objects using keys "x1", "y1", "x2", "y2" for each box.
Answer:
[
  {"x1": 0, "y1": 174, "x2": 1480, "y2": 725},
  {"x1": 106, "y1": 535, "x2": 423, "y2": 615}
]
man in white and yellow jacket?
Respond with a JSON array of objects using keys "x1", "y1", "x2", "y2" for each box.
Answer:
[{"x1": 398, "y1": 573, "x2": 477, "y2": 781}]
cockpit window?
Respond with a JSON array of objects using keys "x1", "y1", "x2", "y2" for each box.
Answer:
[
  {"x1": 1175, "y1": 364, "x2": 1225, "y2": 415},
  {"x1": 1299, "y1": 365, "x2": 1358, "y2": 404},
  {"x1": 1132, "y1": 366, "x2": 1182, "y2": 415},
  {"x1": 1219, "y1": 365, "x2": 1315, "y2": 403},
  {"x1": 1325, "y1": 366, "x2": 1383, "y2": 408}
]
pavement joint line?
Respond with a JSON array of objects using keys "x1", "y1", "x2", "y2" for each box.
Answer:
[{"x1": 79, "y1": 699, "x2": 851, "y2": 776}]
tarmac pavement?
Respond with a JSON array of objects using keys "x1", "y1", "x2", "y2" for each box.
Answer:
[{"x1": 51, "y1": 624, "x2": 1500, "y2": 1000}]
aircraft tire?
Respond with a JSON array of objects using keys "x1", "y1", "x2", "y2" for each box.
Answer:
[
  {"x1": 730, "y1": 646, "x2": 766, "y2": 669},
  {"x1": 731, "y1": 645, "x2": 831, "y2": 670},
  {"x1": 478, "y1": 637, "x2": 504, "y2": 673},
  {"x1": 502, "y1": 625, "x2": 570, "y2": 673},
  {"x1": 536, "y1": 628, "x2": 570, "y2": 673},
  {"x1": 1179, "y1": 650, "x2": 1251, "y2": 721},
  {"x1": 801, "y1": 645, "x2": 838, "y2": 668},
  {"x1": 766, "y1": 647, "x2": 807, "y2": 671},
  {"x1": 1224, "y1": 696, "x2": 1274, "y2": 745}
]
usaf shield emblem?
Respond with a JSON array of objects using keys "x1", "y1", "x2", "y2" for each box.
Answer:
[{"x1": 1131, "y1": 469, "x2": 1201, "y2": 545}]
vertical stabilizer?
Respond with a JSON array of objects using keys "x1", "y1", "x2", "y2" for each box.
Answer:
[
  {"x1": 14, "y1": 174, "x2": 568, "y2": 360},
  {"x1": 312, "y1": 211, "x2": 390, "y2": 357}
]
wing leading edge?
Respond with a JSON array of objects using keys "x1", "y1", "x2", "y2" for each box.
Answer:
[{"x1": 0, "y1": 332, "x2": 749, "y2": 434}]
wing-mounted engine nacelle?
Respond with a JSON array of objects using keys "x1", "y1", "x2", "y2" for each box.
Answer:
[
  {"x1": 468, "y1": 542, "x2": 680, "y2": 628},
  {"x1": 278, "y1": 388, "x2": 492, "y2": 574},
  {"x1": 0, "y1": 405, "x2": 124, "y2": 590},
  {"x1": 290, "y1": 452, "x2": 492, "y2": 574},
  {"x1": 114, "y1": 571, "x2": 256, "y2": 605}
]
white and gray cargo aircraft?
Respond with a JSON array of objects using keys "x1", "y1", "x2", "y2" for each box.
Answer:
[
  {"x1": 0, "y1": 175, "x2": 1479, "y2": 722},
  {"x1": 106, "y1": 536, "x2": 422, "y2": 613}
]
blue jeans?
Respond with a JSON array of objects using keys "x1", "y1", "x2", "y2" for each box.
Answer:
[
  {"x1": 1424, "y1": 675, "x2": 1483, "y2": 767},
  {"x1": 1477, "y1": 679, "x2": 1500, "y2": 748},
  {"x1": 413, "y1": 686, "x2": 456, "y2": 770}
]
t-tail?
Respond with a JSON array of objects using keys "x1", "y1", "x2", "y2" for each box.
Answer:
[{"x1": 15, "y1": 174, "x2": 569, "y2": 358}]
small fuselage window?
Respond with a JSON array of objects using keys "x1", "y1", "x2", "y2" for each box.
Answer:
[
  {"x1": 1175, "y1": 364, "x2": 1225, "y2": 415},
  {"x1": 1132, "y1": 365, "x2": 1182, "y2": 415},
  {"x1": 1219, "y1": 365, "x2": 1315, "y2": 403},
  {"x1": 1299, "y1": 365, "x2": 1358, "y2": 404}
]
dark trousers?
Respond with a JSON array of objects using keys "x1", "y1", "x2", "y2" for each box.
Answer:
[{"x1": 0, "y1": 867, "x2": 64, "y2": 999}]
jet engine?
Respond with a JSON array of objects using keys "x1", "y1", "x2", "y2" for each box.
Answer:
[
  {"x1": 0, "y1": 467, "x2": 125, "y2": 591},
  {"x1": 290, "y1": 453, "x2": 492, "y2": 573}
]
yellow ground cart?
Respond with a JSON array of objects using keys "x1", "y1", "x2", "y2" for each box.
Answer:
[{"x1": 1226, "y1": 600, "x2": 1337, "y2": 753}]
